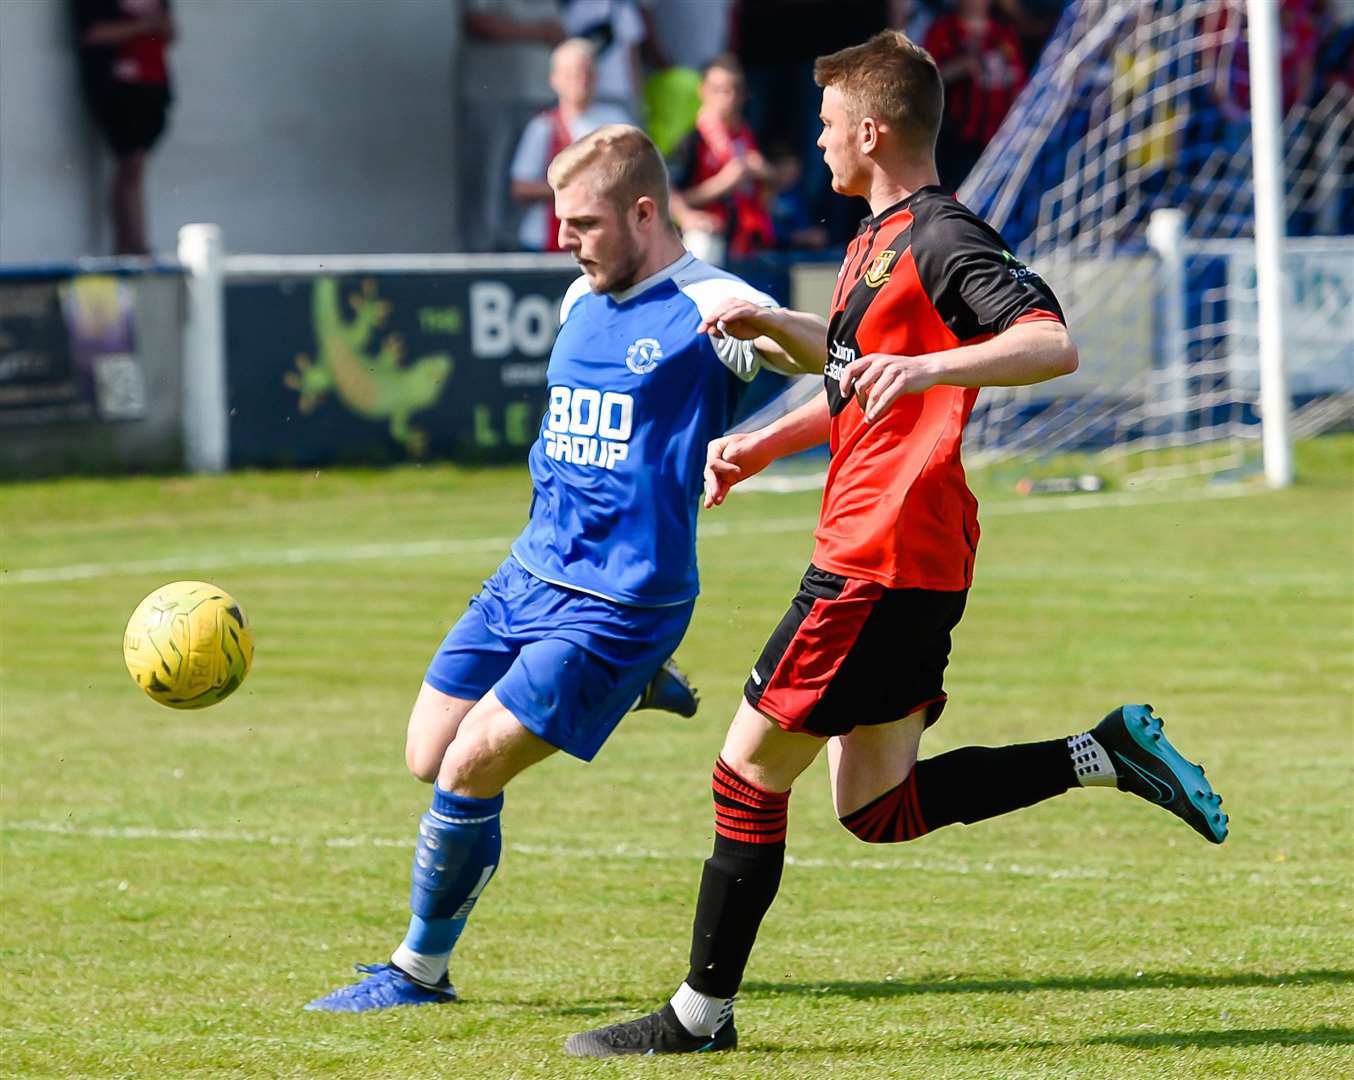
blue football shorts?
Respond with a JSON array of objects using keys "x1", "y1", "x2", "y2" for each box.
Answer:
[{"x1": 424, "y1": 556, "x2": 695, "y2": 761}]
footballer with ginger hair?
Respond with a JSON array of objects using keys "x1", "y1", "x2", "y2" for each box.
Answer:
[{"x1": 567, "y1": 32, "x2": 1227, "y2": 1057}]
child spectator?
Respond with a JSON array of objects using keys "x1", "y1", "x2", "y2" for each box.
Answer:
[
  {"x1": 668, "y1": 54, "x2": 777, "y2": 264},
  {"x1": 508, "y1": 38, "x2": 631, "y2": 251}
]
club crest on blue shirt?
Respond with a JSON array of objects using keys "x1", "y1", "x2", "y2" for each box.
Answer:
[{"x1": 625, "y1": 337, "x2": 663, "y2": 375}]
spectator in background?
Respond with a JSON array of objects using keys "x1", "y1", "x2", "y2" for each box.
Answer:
[
  {"x1": 669, "y1": 54, "x2": 777, "y2": 264},
  {"x1": 459, "y1": 0, "x2": 565, "y2": 251},
  {"x1": 73, "y1": 0, "x2": 175, "y2": 256},
  {"x1": 560, "y1": 0, "x2": 651, "y2": 115},
  {"x1": 925, "y1": 0, "x2": 1027, "y2": 192},
  {"x1": 509, "y1": 39, "x2": 631, "y2": 251},
  {"x1": 641, "y1": 0, "x2": 733, "y2": 154}
]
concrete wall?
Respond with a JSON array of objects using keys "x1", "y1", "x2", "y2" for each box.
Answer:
[
  {"x1": 0, "y1": 1, "x2": 103, "y2": 261},
  {"x1": 0, "y1": 0, "x2": 462, "y2": 263}
]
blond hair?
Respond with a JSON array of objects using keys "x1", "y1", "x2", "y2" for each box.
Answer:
[
  {"x1": 547, "y1": 124, "x2": 672, "y2": 220},
  {"x1": 813, "y1": 30, "x2": 943, "y2": 153}
]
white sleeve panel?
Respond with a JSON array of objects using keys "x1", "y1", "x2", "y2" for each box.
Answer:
[
  {"x1": 559, "y1": 274, "x2": 592, "y2": 323},
  {"x1": 675, "y1": 262, "x2": 781, "y2": 383}
]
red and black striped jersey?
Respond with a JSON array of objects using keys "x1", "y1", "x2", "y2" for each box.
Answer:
[{"x1": 814, "y1": 185, "x2": 1065, "y2": 591}]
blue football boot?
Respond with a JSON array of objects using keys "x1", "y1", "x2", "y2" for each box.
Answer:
[
  {"x1": 304, "y1": 962, "x2": 457, "y2": 1013},
  {"x1": 634, "y1": 658, "x2": 699, "y2": 718},
  {"x1": 1092, "y1": 704, "x2": 1228, "y2": 844}
]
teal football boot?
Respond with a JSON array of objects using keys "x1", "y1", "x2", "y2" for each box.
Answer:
[{"x1": 1092, "y1": 704, "x2": 1228, "y2": 843}]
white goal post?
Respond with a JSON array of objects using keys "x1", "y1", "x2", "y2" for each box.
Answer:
[{"x1": 954, "y1": 0, "x2": 1353, "y2": 490}]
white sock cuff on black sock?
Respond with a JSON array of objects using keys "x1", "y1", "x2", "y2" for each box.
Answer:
[
  {"x1": 1068, "y1": 731, "x2": 1117, "y2": 787},
  {"x1": 669, "y1": 981, "x2": 733, "y2": 1037}
]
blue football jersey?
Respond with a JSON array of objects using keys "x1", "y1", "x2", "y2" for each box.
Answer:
[{"x1": 510, "y1": 253, "x2": 778, "y2": 607}]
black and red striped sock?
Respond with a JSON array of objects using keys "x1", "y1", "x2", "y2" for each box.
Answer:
[
  {"x1": 685, "y1": 758, "x2": 790, "y2": 999},
  {"x1": 841, "y1": 740, "x2": 1073, "y2": 843},
  {"x1": 711, "y1": 755, "x2": 789, "y2": 844}
]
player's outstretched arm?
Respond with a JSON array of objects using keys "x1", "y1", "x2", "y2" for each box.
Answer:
[
  {"x1": 699, "y1": 300, "x2": 828, "y2": 375},
  {"x1": 704, "y1": 392, "x2": 830, "y2": 507},
  {"x1": 839, "y1": 319, "x2": 1078, "y2": 424}
]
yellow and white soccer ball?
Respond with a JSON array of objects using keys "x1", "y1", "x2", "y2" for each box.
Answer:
[{"x1": 123, "y1": 580, "x2": 254, "y2": 709}]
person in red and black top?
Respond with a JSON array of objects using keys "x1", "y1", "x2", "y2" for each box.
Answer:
[
  {"x1": 924, "y1": 0, "x2": 1026, "y2": 191},
  {"x1": 668, "y1": 54, "x2": 777, "y2": 263},
  {"x1": 73, "y1": 0, "x2": 175, "y2": 255},
  {"x1": 567, "y1": 30, "x2": 1228, "y2": 1059}
]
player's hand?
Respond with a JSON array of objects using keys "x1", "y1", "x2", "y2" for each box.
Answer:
[
  {"x1": 699, "y1": 299, "x2": 775, "y2": 341},
  {"x1": 703, "y1": 432, "x2": 774, "y2": 508},
  {"x1": 838, "y1": 353, "x2": 939, "y2": 423}
]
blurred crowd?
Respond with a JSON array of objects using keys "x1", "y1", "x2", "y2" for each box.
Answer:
[
  {"x1": 72, "y1": 0, "x2": 1354, "y2": 259},
  {"x1": 466, "y1": 0, "x2": 1354, "y2": 260},
  {"x1": 466, "y1": 0, "x2": 1069, "y2": 257},
  {"x1": 975, "y1": 0, "x2": 1354, "y2": 251}
]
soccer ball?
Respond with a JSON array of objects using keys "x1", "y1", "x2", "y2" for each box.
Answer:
[{"x1": 123, "y1": 581, "x2": 254, "y2": 709}]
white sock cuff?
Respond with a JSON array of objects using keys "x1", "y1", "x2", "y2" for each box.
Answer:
[
  {"x1": 1068, "y1": 731, "x2": 1117, "y2": 787},
  {"x1": 669, "y1": 981, "x2": 733, "y2": 1038},
  {"x1": 391, "y1": 942, "x2": 451, "y2": 987}
]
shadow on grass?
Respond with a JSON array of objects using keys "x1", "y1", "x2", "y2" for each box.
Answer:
[
  {"x1": 962, "y1": 1026, "x2": 1354, "y2": 1051},
  {"x1": 725, "y1": 1027, "x2": 1354, "y2": 1058},
  {"x1": 742, "y1": 968, "x2": 1354, "y2": 1000},
  {"x1": 496, "y1": 969, "x2": 1354, "y2": 1027}
]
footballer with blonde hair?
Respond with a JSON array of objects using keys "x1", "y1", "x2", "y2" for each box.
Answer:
[{"x1": 306, "y1": 125, "x2": 827, "y2": 1012}]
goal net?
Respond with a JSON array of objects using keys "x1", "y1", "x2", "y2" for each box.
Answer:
[
  {"x1": 743, "y1": 0, "x2": 1353, "y2": 493},
  {"x1": 960, "y1": 0, "x2": 1354, "y2": 487}
]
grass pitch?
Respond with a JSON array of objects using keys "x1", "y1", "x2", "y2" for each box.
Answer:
[{"x1": 2, "y1": 437, "x2": 1351, "y2": 1079}]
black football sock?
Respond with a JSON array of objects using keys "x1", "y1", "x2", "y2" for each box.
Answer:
[
  {"x1": 682, "y1": 758, "x2": 789, "y2": 1001},
  {"x1": 841, "y1": 739, "x2": 1073, "y2": 842}
]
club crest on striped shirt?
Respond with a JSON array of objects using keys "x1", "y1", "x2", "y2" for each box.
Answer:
[{"x1": 864, "y1": 250, "x2": 897, "y2": 288}]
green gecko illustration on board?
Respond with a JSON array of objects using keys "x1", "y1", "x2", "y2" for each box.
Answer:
[{"x1": 284, "y1": 277, "x2": 452, "y2": 457}]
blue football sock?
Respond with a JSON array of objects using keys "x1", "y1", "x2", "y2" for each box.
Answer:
[{"x1": 390, "y1": 785, "x2": 502, "y2": 986}]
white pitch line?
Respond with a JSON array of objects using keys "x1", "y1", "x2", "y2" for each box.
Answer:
[
  {"x1": 2, "y1": 819, "x2": 1106, "y2": 881},
  {"x1": 0, "y1": 517, "x2": 814, "y2": 586},
  {"x1": 0, "y1": 536, "x2": 515, "y2": 586},
  {"x1": 0, "y1": 486, "x2": 1261, "y2": 587}
]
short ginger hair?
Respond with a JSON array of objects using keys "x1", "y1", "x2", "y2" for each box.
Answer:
[{"x1": 813, "y1": 30, "x2": 944, "y2": 153}]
